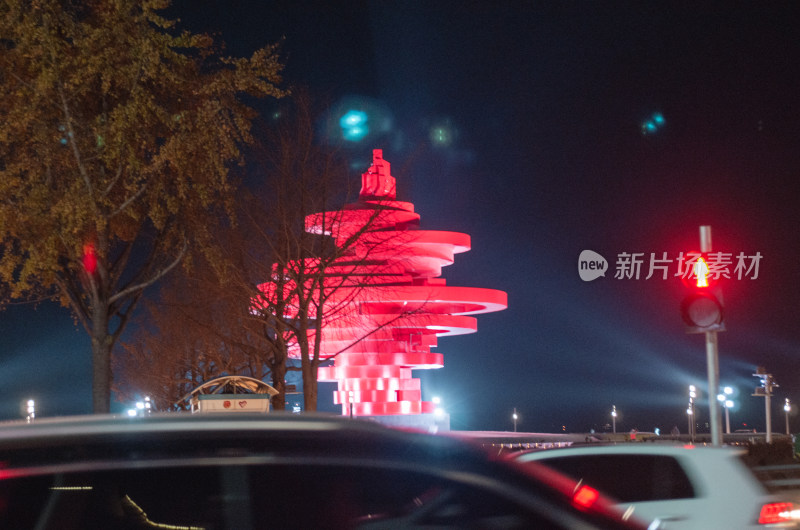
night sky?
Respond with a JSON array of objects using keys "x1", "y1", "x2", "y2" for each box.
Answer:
[{"x1": 3, "y1": 2, "x2": 800, "y2": 434}]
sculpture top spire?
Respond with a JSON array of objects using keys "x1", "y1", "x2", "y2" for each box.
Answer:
[{"x1": 359, "y1": 149, "x2": 396, "y2": 200}]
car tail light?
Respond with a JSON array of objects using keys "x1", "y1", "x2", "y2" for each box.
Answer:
[
  {"x1": 758, "y1": 502, "x2": 795, "y2": 525},
  {"x1": 572, "y1": 484, "x2": 600, "y2": 510}
]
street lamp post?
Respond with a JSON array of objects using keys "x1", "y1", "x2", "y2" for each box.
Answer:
[
  {"x1": 753, "y1": 367, "x2": 777, "y2": 444},
  {"x1": 611, "y1": 405, "x2": 617, "y2": 434},
  {"x1": 512, "y1": 408, "x2": 518, "y2": 432},
  {"x1": 724, "y1": 400, "x2": 733, "y2": 434},
  {"x1": 688, "y1": 386, "x2": 696, "y2": 443},
  {"x1": 717, "y1": 386, "x2": 734, "y2": 435},
  {"x1": 785, "y1": 399, "x2": 791, "y2": 436}
]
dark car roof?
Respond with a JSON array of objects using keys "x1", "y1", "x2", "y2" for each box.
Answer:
[
  {"x1": 0, "y1": 413, "x2": 648, "y2": 529},
  {"x1": 0, "y1": 413, "x2": 505, "y2": 475}
]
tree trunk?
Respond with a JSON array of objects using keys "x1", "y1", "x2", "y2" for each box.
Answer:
[
  {"x1": 301, "y1": 356, "x2": 318, "y2": 412},
  {"x1": 270, "y1": 358, "x2": 287, "y2": 411},
  {"x1": 91, "y1": 305, "x2": 112, "y2": 413}
]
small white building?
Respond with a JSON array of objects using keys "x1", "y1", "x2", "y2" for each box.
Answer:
[{"x1": 186, "y1": 376, "x2": 279, "y2": 414}]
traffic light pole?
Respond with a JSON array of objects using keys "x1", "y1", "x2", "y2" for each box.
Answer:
[
  {"x1": 705, "y1": 330, "x2": 722, "y2": 446},
  {"x1": 700, "y1": 226, "x2": 723, "y2": 447}
]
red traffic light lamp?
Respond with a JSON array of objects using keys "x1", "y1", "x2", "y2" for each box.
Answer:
[
  {"x1": 681, "y1": 255, "x2": 724, "y2": 333},
  {"x1": 695, "y1": 257, "x2": 709, "y2": 287}
]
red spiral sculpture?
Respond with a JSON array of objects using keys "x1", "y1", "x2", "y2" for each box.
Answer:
[{"x1": 268, "y1": 149, "x2": 507, "y2": 416}]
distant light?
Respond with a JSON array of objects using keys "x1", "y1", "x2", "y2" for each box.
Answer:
[
  {"x1": 641, "y1": 111, "x2": 666, "y2": 135},
  {"x1": 342, "y1": 125, "x2": 369, "y2": 142},
  {"x1": 83, "y1": 243, "x2": 98, "y2": 275},
  {"x1": 126, "y1": 409, "x2": 138, "y2": 417},
  {"x1": 725, "y1": 400, "x2": 734, "y2": 408},
  {"x1": 429, "y1": 124, "x2": 453, "y2": 147},
  {"x1": 434, "y1": 407, "x2": 445, "y2": 419},
  {"x1": 25, "y1": 399, "x2": 35, "y2": 422},
  {"x1": 724, "y1": 386, "x2": 733, "y2": 395},
  {"x1": 432, "y1": 396, "x2": 441, "y2": 405},
  {"x1": 339, "y1": 110, "x2": 369, "y2": 142},
  {"x1": 339, "y1": 110, "x2": 367, "y2": 128}
]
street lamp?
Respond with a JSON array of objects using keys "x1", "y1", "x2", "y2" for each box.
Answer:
[
  {"x1": 433, "y1": 396, "x2": 445, "y2": 419},
  {"x1": 512, "y1": 408, "x2": 518, "y2": 432},
  {"x1": 25, "y1": 399, "x2": 35, "y2": 423},
  {"x1": 717, "y1": 387, "x2": 734, "y2": 435},
  {"x1": 611, "y1": 405, "x2": 617, "y2": 434},
  {"x1": 785, "y1": 399, "x2": 791, "y2": 435}
]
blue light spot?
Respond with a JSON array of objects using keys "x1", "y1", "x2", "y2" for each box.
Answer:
[
  {"x1": 339, "y1": 110, "x2": 370, "y2": 142},
  {"x1": 343, "y1": 125, "x2": 369, "y2": 142},
  {"x1": 641, "y1": 112, "x2": 665, "y2": 135},
  {"x1": 339, "y1": 110, "x2": 367, "y2": 129},
  {"x1": 429, "y1": 125, "x2": 452, "y2": 147}
]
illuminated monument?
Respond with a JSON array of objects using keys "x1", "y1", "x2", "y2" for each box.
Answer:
[{"x1": 294, "y1": 150, "x2": 506, "y2": 426}]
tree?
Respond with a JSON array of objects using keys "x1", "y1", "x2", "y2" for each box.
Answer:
[
  {"x1": 235, "y1": 92, "x2": 363, "y2": 412},
  {"x1": 113, "y1": 252, "x2": 268, "y2": 411},
  {"x1": 0, "y1": 0, "x2": 286, "y2": 412},
  {"x1": 247, "y1": 94, "x2": 413, "y2": 411},
  {"x1": 115, "y1": 92, "x2": 411, "y2": 414}
]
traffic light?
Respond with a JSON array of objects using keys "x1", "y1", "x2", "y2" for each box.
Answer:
[{"x1": 681, "y1": 255, "x2": 725, "y2": 334}]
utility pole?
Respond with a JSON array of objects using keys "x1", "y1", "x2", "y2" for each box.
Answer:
[{"x1": 753, "y1": 367, "x2": 777, "y2": 443}]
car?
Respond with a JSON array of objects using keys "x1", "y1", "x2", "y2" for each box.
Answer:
[
  {"x1": 0, "y1": 413, "x2": 653, "y2": 529},
  {"x1": 512, "y1": 443, "x2": 800, "y2": 529}
]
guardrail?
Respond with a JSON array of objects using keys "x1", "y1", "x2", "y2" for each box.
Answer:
[{"x1": 752, "y1": 464, "x2": 800, "y2": 492}]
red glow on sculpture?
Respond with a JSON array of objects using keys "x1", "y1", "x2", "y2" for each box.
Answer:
[{"x1": 260, "y1": 149, "x2": 507, "y2": 417}]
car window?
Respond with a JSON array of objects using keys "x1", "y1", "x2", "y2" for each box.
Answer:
[
  {"x1": 536, "y1": 454, "x2": 695, "y2": 503},
  {"x1": 0, "y1": 463, "x2": 564, "y2": 529}
]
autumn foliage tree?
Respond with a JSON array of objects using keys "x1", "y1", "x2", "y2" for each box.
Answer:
[
  {"x1": 113, "y1": 253, "x2": 268, "y2": 411},
  {"x1": 116, "y1": 93, "x2": 412, "y2": 414},
  {"x1": 0, "y1": 0, "x2": 285, "y2": 412}
]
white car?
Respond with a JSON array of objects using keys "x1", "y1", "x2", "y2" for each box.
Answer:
[{"x1": 514, "y1": 443, "x2": 799, "y2": 529}]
